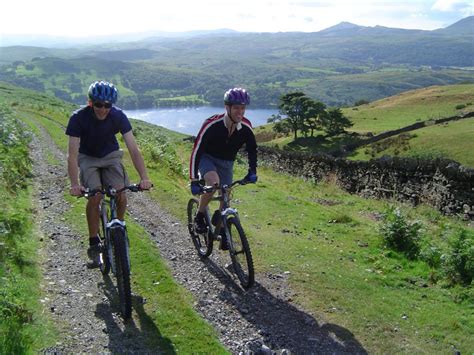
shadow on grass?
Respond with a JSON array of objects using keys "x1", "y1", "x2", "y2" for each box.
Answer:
[
  {"x1": 200, "y1": 256, "x2": 368, "y2": 354},
  {"x1": 285, "y1": 134, "x2": 365, "y2": 156},
  {"x1": 95, "y1": 275, "x2": 175, "y2": 354}
]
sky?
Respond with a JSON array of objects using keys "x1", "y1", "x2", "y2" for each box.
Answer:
[{"x1": 0, "y1": 0, "x2": 472, "y2": 38}]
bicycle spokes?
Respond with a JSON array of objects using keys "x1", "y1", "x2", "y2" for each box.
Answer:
[
  {"x1": 187, "y1": 180, "x2": 255, "y2": 289},
  {"x1": 187, "y1": 198, "x2": 213, "y2": 257},
  {"x1": 226, "y1": 217, "x2": 254, "y2": 289}
]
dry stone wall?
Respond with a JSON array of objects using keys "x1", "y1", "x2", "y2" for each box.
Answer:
[{"x1": 257, "y1": 146, "x2": 474, "y2": 219}]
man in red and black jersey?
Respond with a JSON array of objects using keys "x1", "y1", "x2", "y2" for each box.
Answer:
[{"x1": 189, "y1": 88, "x2": 258, "y2": 235}]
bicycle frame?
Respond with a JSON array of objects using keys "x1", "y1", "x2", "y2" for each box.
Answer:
[
  {"x1": 83, "y1": 184, "x2": 143, "y2": 319},
  {"x1": 210, "y1": 184, "x2": 240, "y2": 245},
  {"x1": 190, "y1": 179, "x2": 255, "y2": 288},
  {"x1": 96, "y1": 187, "x2": 128, "y2": 274},
  {"x1": 188, "y1": 179, "x2": 255, "y2": 288}
]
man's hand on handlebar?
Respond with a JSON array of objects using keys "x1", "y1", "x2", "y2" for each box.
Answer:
[
  {"x1": 190, "y1": 180, "x2": 203, "y2": 195},
  {"x1": 70, "y1": 184, "x2": 85, "y2": 197},
  {"x1": 139, "y1": 179, "x2": 153, "y2": 190},
  {"x1": 242, "y1": 169, "x2": 258, "y2": 184}
]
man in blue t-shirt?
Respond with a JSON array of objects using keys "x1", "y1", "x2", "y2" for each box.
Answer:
[{"x1": 66, "y1": 81, "x2": 152, "y2": 267}]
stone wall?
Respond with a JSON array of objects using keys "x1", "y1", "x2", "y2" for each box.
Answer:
[{"x1": 257, "y1": 146, "x2": 474, "y2": 218}]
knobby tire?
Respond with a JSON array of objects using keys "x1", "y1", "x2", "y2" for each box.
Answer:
[
  {"x1": 226, "y1": 217, "x2": 255, "y2": 289},
  {"x1": 112, "y1": 227, "x2": 132, "y2": 320},
  {"x1": 99, "y1": 201, "x2": 111, "y2": 275},
  {"x1": 187, "y1": 198, "x2": 213, "y2": 257}
]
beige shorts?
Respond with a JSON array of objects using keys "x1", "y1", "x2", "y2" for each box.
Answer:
[{"x1": 78, "y1": 150, "x2": 129, "y2": 189}]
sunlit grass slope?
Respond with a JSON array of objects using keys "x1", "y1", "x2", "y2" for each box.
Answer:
[
  {"x1": 1, "y1": 81, "x2": 473, "y2": 354},
  {"x1": 343, "y1": 83, "x2": 474, "y2": 134},
  {"x1": 257, "y1": 84, "x2": 473, "y2": 166}
]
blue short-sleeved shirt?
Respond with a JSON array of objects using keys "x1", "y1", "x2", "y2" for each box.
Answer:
[{"x1": 65, "y1": 106, "x2": 132, "y2": 158}]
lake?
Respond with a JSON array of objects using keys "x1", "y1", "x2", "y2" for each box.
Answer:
[{"x1": 124, "y1": 107, "x2": 278, "y2": 135}]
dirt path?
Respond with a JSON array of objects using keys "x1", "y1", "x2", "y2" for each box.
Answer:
[{"x1": 31, "y1": 121, "x2": 367, "y2": 354}]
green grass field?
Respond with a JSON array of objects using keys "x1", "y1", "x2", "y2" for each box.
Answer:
[
  {"x1": 258, "y1": 83, "x2": 474, "y2": 167},
  {"x1": 350, "y1": 117, "x2": 474, "y2": 165},
  {"x1": 344, "y1": 84, "x2": 474, "y2": 134}
]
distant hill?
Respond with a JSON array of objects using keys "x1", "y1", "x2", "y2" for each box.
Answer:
[
  {"x1": 317, "y1": 21, "x2": 425, "y2": 36},
  {"x1": 434, "y1": 15, "x2": 474, "y2": 35},
  {"x1": 0, "y1": 17, "x2": 473, "y2": 109},
  {"x1": 0, "y1": 29, "x2": 240, "y2": 48}
]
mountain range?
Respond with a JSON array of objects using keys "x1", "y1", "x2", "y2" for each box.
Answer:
[{"x1": 0, "y1": 16, "x2": 473, "y2": 108}]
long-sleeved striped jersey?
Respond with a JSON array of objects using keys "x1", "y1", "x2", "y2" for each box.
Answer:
[{"x1": 189, "y1": 113, "x2": 257, "y2": 180}]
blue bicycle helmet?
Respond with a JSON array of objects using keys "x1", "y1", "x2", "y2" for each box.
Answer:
[
  {"x1": 88, "y1": 81, "x2": 118, "y2": 103},
  {"x1": 224, "y1": 88, "x2": 250, "y2": 105}
]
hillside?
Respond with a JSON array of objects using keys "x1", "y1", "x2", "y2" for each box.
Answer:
[
  {"x1": 257, "y1": 84, "x2": 474, "y2": 167},
  {"x1": 0, "y1": 17, "x2": 472, "y2": 109},
  {"x1": 1, "y1": 82, "x2": 473, "y2": 353}
]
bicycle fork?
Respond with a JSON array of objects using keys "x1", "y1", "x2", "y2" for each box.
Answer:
[{"x1": 220, "y1": 207, "x2": 238, "y2": 251}]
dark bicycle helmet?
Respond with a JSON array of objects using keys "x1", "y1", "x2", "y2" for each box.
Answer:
[
  {"x1": 224, "y1": 87, "x2": 250, "y2": 105},
  {"x1": 88, "y1": 81, "x2": 118, "y2": 103}
]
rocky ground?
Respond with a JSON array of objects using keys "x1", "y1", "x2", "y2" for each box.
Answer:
[{"x1": 32, "y1": 123, "x2": 367, "y2": 354}]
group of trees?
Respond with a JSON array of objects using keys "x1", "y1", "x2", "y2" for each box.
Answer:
[{"x1": 268, "y1": 92, "x2": 353, "y2": 139}]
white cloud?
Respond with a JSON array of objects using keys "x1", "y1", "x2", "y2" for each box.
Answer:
[
  {"x1": 432, "y1": 0, "x2": 473, "y2": 14},
  {"x1": 0, "y1": 0, "x2": 471, "y2": 37}
]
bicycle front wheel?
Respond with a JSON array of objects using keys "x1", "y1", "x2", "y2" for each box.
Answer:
[
  {"x1": 187, "y1": 198, "x2": 213, "y2": 258},
  {"x1": 226, "y1": 217, "x2": 254, "y2": 289},
  {"x1": 112, "y1": 227, "x2": 132, "y2": 320},
  {"x1": 99, "y1": 201, "x2": 111, "y2": 275}
]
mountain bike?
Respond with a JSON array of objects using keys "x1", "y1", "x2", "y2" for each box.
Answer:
[
  {"x1": 187, "y1": 180, "x2": 255, "y2": 289},
  {"x1": 83, "y1": 184, "x2": 144, "y2": 320}
]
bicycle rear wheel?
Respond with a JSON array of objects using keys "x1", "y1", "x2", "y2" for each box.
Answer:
[
  {"x1": 99, "y1": 201, "x2": 111, "y2": 275},
  {"x1": 112, "y1": 227, "x2": 132, "y2": 320},
  {"x1": 187, "y1": 198, "x2": 213, "y2": 257},
  {"x1": 226, "y1": 217, "x2": 255, "y2": 289}
]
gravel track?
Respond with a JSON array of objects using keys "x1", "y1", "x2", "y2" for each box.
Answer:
[{"x1": 31, "y1": 122, "x2": 367, "y2": 354}]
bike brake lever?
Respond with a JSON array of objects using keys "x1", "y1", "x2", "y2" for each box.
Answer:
[
  {"x1": 129, "y1": 184, "x2": 140, "y2": 192},
  {"x1": 81, "y1": 188, "x2": 91, "y2": 198}
]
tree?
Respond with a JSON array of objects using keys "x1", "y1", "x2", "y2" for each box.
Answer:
[
  {"x1": 277, "y1": 92, "x2": 309, "y2": 140},
  {"x1": 321, "y1": 108, "x2": 353, "y2": 136},
  {"x1": 271, "y1": 92, "x2": 352, "y2": 140},
  {"x1": 303, "y1": 100, "x2": 326, "y2": 137},
  {"x1": 267, "y1": 114, "x2": 291, "y2": 135}
]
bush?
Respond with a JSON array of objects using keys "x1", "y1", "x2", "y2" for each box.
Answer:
[
  {"x1": 0, "y1": 106, "x2": 32, "y2": 192},
  {"x1": 354, "y1": 99, "x2": 370, "y2": 106},
  {"x1": 133, "y1": 125, "x2": 186, "y2": 178},
  {"x1": 442, "y1": 228, "x2": 474, "y2": 286},
  {"x1": 0, "y1": 276, "x2": 33, "y2": 354},
  {"x1": 380, "y1": 206, "x2": 422, "y2": 259},
  {"x1": 420, "y1": 243, "x2": 443, "y2": 269}
]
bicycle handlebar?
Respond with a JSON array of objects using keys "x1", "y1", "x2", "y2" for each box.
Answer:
[
  {"x1": 199, "y1": 179, "x2": 249, "y2": 194},
  {"x1": 82, "y1": 184, "x2": 150, "y2": 198}
]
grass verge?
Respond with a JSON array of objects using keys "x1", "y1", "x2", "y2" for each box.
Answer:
[{"x1": 0, "y1": 106, "x2": 57, "y2": 352}]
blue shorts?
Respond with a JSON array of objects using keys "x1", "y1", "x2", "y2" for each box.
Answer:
[{"x1": 199, "y1": 154, "x2": 234, "y2": 186}]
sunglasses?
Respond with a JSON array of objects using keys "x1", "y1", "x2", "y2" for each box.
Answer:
[{"x1": 93, "y1": 101, "x2": 112, "y2": 109}]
